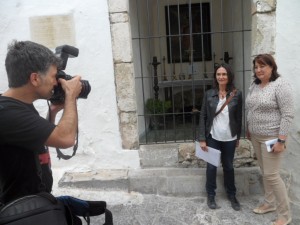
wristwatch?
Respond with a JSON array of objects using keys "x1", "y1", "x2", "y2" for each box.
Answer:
[{"x1": 277, "y1": 138, "x2": 286, "y2": 144}]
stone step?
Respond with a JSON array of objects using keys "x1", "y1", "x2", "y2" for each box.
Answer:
[
  {"x1": 59, "y1": 141, "x2": 267, "y2": 197},
  {"x1": 139, "y1": 140, "x2": 257, "y2": 168},
  {"x1": 58, "y1": 167, "x2": 265, "y2": 197},
  {"x1": 139, "y1": 143, "x2": 179, "y2": 168}
]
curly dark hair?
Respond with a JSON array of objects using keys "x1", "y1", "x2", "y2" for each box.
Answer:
[
  {"x1": 252, "y1": 54, "x2": 280, "y2": 84},
  {"x1": 213, "y1": 63, "x2": 235, "y2": 91}
]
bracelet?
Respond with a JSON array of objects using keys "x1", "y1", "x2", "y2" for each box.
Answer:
[{"x1": 277, "y1": 138, "x2": 286, "y2": 144}]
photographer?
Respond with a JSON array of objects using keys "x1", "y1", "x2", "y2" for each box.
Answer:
[{"x1": 0, "y1": 40, "x2": 102, "y2": 225}]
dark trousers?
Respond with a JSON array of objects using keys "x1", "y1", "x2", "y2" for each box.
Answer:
[{"x1": 205, "y1": 135, "x2": 237, "y2": 197}]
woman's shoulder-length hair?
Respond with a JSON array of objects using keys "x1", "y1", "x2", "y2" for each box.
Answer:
[{"x1": 252, "y1": 54, "x2": 280, "y2": 84}]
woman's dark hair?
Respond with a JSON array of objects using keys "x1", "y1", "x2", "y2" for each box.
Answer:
[
  {"x1": 213, "y1": 63, "x2": 235, "y2": 91},
  {"x1": 252, "y1": 54, "x2": 280, "y2": 84}
]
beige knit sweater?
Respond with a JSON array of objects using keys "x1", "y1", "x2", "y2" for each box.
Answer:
[{"x1": 245, "y1": 77, "x2": 294, "y2": 136}]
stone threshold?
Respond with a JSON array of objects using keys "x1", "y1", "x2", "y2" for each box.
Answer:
[{"x1": 59, "y1": 167, "x2": 265, "y2": 197}]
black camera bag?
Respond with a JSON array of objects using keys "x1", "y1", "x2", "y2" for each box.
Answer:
[
  {"x1": 0, "y1": 192, "x2": 71, "y2": 225},
  {"x1": 0, "y1": 132, "x2": 113, "y2": 225},
  {"x1": 0, "y1": 192, "x2": 114, "y2": 225}
]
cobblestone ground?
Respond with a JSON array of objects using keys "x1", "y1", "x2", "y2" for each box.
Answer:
[
  {"x1": 89, "y1": 194, "x2": 297, "y2": 225},
  {"x1": 53, "y1": 185, "x2": 297, "y2": 225}
]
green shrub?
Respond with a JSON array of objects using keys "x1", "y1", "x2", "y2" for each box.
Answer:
[{"x1": 146, "y1": 98, "x2": 171, "y2": 114}]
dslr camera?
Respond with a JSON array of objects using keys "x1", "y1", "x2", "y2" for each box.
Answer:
[{"x1": 50, "y1": 45, "x2": 91, "y2": 104}]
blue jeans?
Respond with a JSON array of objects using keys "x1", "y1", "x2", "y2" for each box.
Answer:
[
  {"x1": 57, "y1": 196, "x2": 89, "y2": 225},
  {"x1": 57, "y1": 196, "x2": 89, "y2": 216},
  {"x1": 205, "y1": 135, "x2": 237, "y2": 197}
]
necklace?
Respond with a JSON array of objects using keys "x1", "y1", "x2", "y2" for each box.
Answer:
[{"x1": 219, "y1": 90, "x2": 227, "y2": 99}]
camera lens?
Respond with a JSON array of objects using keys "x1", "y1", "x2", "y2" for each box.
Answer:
[{"x1": 79, "y1": 80, "x2": 91, "y2": 99}]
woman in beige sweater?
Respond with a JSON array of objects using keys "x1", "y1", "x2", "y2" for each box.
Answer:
[{"x1": 246, "y1": 54, "x2": 294, "y2": 225}]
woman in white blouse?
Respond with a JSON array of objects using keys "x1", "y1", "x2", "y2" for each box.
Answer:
[{"x1": 199, "y1": 63, "x2": 243, "y2": 211}]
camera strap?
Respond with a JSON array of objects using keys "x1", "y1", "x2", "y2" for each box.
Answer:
[
  {"x1": 47, "y1": 101, "x2": 79, "y2": 160},
  {"x1": 55, "y1": 130, "x2": 78, "y2": 160},
  {"x1": 214, "y1": 89, "x2": 237, "y2": 117}
]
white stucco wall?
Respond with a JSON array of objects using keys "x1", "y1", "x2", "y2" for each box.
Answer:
[
  {"x1": 0, "y1": 0, "x2": 140, "y2": 174},
  {"x1": 276, "y1": 0, "x2": 300, "y2": 133},
  {"x1": 276, "y1": 0, "x2": 300, "y2": 210}
]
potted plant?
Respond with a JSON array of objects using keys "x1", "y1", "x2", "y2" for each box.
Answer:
[{"x1": 145, "y1": 98, "x2": 172, "y2": 129}]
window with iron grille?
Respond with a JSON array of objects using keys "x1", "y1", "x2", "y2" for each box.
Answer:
[
  {"x1": 165, "y1": 3, "x2": 212, "y2": 63},
  {"x1": 129, "y1": 0, "x2": 252, "y2": 144}
]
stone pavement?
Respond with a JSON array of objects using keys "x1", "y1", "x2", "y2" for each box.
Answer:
[
  {"x1": 53, "y1": 166, "x2": 295, "y2": 225},
  {"x1": 52, "y1": 142, "x2": 296, "y2": 225},
  {"x1": 52, "y1": 187, "x2": 297, "y2": 225},
  {"x1": 99, "y1": 193, "x2": 274, "y2": 225}
]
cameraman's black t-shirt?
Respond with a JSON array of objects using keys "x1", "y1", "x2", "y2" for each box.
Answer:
[{"x1": 0, "y1": 96, "x2": 55, "y2": 204}]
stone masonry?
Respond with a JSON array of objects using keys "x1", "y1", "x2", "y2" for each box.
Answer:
[{"x1": 108, "y1": 0, "x2": 139, "y2": 149}]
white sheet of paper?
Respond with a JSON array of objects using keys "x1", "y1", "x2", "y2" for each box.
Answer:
[
  {"x1": 195, "y1": 142, "x2": 221, "y2": 167},
  {"x1": 265, "y1": 138, "x2": 277, "y2": 152}
]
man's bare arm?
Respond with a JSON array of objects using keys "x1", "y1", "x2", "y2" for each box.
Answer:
[{"x1": 45, "y1": 76, "x2": 82, "y2": 148}]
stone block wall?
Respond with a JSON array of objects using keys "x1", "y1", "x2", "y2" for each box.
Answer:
[
  {"x1": 178, "y1": 139, "x2": 257, "y2": 168},
  {"x1": 108, "y1": 0, "x2": 139, "y2": 149}
]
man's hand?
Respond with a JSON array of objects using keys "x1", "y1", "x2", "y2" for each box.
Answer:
[
  {"x1": 46, "y1": 75, "x2": 82, "y2": 149},
  {"x1": 47, "y1": 103, "x2": 64, "y2": 124},
  {"x1": 59, "y1": 75, "x2": 82, "y2": 100},
  {"x1": 50, "y1": 103, "x2": 64, "y2": 115}
]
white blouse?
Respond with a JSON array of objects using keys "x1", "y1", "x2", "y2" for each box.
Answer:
[{"x1": 210, "y1": 97, "x2": 237, "y2": 141}]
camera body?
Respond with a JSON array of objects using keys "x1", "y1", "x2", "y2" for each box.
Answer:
[{"x1": 50, "y1": 45, "x2": 91, "y2": 104}]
